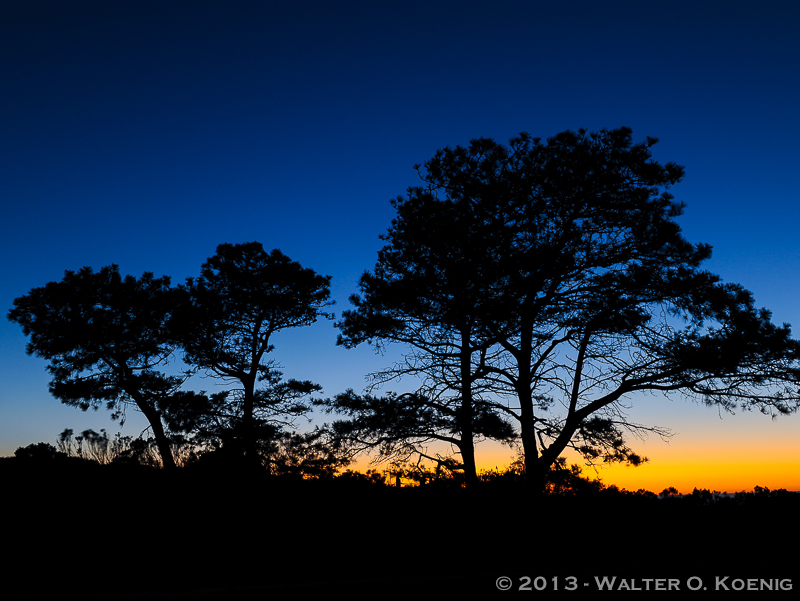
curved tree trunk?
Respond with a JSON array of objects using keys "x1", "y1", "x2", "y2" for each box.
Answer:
[{"x1": 129, "y1": 390, "x2": 177, "y2": 470}]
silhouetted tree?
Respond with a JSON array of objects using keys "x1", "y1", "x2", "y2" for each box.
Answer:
[
  {"x1": 8, "y1": 266, "x2": 192, "y2": 469},
  {"x1": 319, "y1": 389, "x2": 515, "y2": 481},
  {"x1": 336, "y1": 191, "x2": 522, "y2": 485},
  {"x1": 161, "y1": 379, "x2": 334, "y2": 473},
  {"x1": 175, "y1": 242, "x2": 333, "y2": 465},
  {"x1": 338, "y1": 127, "x2": 800, "y2": 492},
  {"x1": 14, "y1": 442, "x2": 63, "y2": 462},
  {"x1": 263, "y1": 428, "x2": 350, "y2": 478}
]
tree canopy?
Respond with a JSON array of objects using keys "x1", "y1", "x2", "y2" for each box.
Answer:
[
  {"x1": 336, "y1": 127, "x2": 800, "y2": 489},
  {"x1": 7, "y1": 265, "x2": 185, "y2": 469},
  {"x1": 174, "y1": 242, "x2": 334, "y2": 464},
  {"x1": 8, "y1": 129, "x2": 800, "y2": 493}
]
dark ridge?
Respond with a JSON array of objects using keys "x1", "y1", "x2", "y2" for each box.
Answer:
[{"x1": 1, "y1": 458, "x2": 797, "y2": 599}]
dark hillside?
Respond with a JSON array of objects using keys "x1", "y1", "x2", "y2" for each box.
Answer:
[{"x1": 1, "y1": 458, "x2": 797, "y2": 598}]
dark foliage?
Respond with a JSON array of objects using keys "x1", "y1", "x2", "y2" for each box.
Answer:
[
  {"x1": 318, "y1": 388, "x2": 515, "y2": 471},
  {"x1": 336, "y1": 127, "x2": 800, "y2": 491},
  {"x1": 1, "y1": 453, "x2": 796, "y2": 598},
  {"x1": 173, "y1": 242, "x2": 333, "y2": 464},
  {"x1": 7, "y1": 265, "x2": 190, "y2": 469}
]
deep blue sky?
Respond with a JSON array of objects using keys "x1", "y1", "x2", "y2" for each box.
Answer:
[{"x1": 2, "y1": 1, "x2": 799, "y2": 487}]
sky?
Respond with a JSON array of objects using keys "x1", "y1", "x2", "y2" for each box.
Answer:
[{"x1": 2, "y1": 0, "x2": 799, "y2": 493}]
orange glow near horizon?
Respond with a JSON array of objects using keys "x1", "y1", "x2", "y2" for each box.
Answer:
[
  {"x1": 347, "y1": 411, "x2": 800, "y2": 494},
  {"x1": 352, "y1": 454, "x2": 800, "y2": 494},
  {"x1": 589, "y1": 459, "x2": 800, "y2": 494},
  {"x1": 470, "y1": 442, "x2": 800, "y2": 494},
  {"x1": 349, "y1": 450, "x2": 800, "y2": 494}
]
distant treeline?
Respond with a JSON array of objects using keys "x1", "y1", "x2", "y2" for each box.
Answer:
[
  {"x1": 3, "y1": 441, "x2": 797, "y2": 599},
  {"x1": 6, "y1": 437, "x2": 795, "y2": 502}
]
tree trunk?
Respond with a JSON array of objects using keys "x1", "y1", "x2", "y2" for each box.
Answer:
[
  {"x1": 137, "y1": 400, "x2": 177, "y2": 470},
  {"x1": 124, "y1": 376, "x2": 177, "y2": 470},
  {"x1": 459, "y1": 328, "x2": 479, "y2": 488},
  {"x1": 516, "y1": 370, "x2": 540, "y2": 487},
  {"x1": 514, "y1": 323, "x2": 543, "y2": 491},
  {"x1": 459, "y1": 439, "x2": 478, "y2": 488},
  {"x1": 150, "y1": 416, "x2": 177, "y2": 470},
  {"x1": 241, "y1": 382, "x2": 256, "y2": 463},
  {"x1": 526, "y1": 458, "x2": 549, "y2": 497}
]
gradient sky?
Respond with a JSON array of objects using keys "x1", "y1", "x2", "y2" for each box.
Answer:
[{"x1": 2, "y1": 0, "x2": 799, "y2": 492}]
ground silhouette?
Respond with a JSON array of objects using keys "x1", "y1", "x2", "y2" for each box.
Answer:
[{"x1": 1, "y1": 454, "x2": 797, "y2": 598}]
